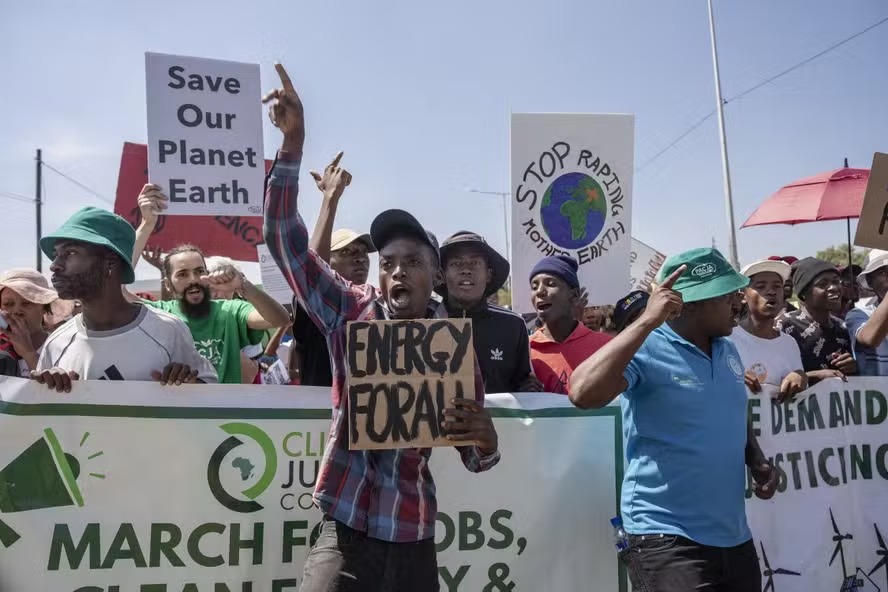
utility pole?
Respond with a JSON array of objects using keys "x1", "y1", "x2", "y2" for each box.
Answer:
[
  {"x1": 707, "y1": 0, "x2": 740, "y2": 269},
  {"x1": 467, "y1": 189, "x2": 510, "y2": 259},
  {"x1": 35, "y1": 149, "x2": 43, "y2": 272}
]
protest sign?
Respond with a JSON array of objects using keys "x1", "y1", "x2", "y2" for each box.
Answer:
[
  {"x1": 854, "y1": 152, "x2": 888, "y2": 250},
  {"x1": 145, "y1": 53, "x2": 265, "y2": 217},
  {"x1": 511, "y1": 114, "x2": 634, "y2": 313},
  {"x1": 746, "y1": 378, "x2": 888, "y2": 592},
  {"x1": 257, "y1": 244, "x2": 294, "y2": 305},
  {"x1": 629, "y1": 238, "x2": 666, "y2": 292},
  {"x1": 114, "y1": 142, "x2": 270, "y2": 261},
  {"x1": 346, "y1": 319, "x2": 475, "y2": 450},
  {"x1": 0, "y1": 377, "x2": 625, "y2": 592}
]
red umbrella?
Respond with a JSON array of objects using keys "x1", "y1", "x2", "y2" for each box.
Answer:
[
  {"x1": 741, "y1": 160, "x2": 870, "y2": 270},
  {"x1": 741, "y1": 165, "x2": 869, "y2": 227}
]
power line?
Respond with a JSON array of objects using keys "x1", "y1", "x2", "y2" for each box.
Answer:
[
  {"x1": 41, "y1": 161, "x2": 114, "y2": 205},
  {"x1": 636, "y1": 14, "x2": 888, "y2": 174},
  {"x1": 0, "y1": 190, "x2": 34, "y2": 204}
]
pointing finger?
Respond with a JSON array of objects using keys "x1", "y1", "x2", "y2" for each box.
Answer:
[
  {"x1": 275, "y1": 63, "x2": 295, "y2": 93},
  {"x1": 660, "y1": 265, "x2": 687, "y2": 290},
  {"x1": 329, "y1": 151, "x2": 344, "y2": 169}
]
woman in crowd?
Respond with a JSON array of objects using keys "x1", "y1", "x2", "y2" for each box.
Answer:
[{"x1": 0, "y1": 269, "x2": 72, "y2": 377}]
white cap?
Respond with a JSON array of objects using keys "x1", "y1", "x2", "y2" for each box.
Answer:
[
  {"x1": 740, "y1": 260, "x2": 791, "y2": 281},
  {"x1": 858, "y1": 249, "x2": 888, "y2": 290}
]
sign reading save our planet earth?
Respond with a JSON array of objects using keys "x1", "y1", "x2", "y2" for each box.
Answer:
[{"x1": 510, "y1": 113, "x2": 635, "y2": 312}]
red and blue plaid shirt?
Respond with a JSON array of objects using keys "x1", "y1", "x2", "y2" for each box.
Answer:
[{"x1": 263, "y1": 151, "x2": 500, "y2": 542}]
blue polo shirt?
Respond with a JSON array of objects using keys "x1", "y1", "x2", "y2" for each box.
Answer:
[{"x1": 620, "y1": 324, "x2": 751, "y2": 547}]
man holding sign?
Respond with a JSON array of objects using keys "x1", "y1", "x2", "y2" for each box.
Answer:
[
  {"x1": 569, "y1": 248, "x2": 778, "y2": 592},
  {"x1": 263, "y1": 64, "x2": 499, "y2": 591}
]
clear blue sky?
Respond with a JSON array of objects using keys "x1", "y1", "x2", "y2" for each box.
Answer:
[{"x1": 2, "y1": 0, "x2": 887, "y2": 285}]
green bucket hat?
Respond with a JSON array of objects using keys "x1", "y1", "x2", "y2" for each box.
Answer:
[
  {"x1": 656, "y1": 247, "x2": 748, "y2": 303},
  {"x1": 40, "y1": 207, "x2": 137, "y2": 284}
]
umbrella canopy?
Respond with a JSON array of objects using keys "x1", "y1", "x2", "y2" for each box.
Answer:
[{"x1": 741, "y1": 167, "x2": 870, "y2": 228}]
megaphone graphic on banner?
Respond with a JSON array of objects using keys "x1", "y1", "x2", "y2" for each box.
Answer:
[{"x1": 0, "y1": 428, "x2": 84, "y2": 548}]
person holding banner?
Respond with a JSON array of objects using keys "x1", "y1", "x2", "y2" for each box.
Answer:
[
  {"x1": 569, "y1": 248, "x2": 778, "y2": 592},
  {"x1": 529, "y1": 255, "x2": 610, "y2": 395},
  {"x1": 731, "y1": 259, "x2": 808, "y2": 401},
  {"x1": 437, "y1": 230, "x2": 542, "y2": 393},
  {"x1": 776, "y1": 257, "x2": 857, "y2": 379},
  {"x1": 262, "y1": 63, "x2": 499, "y2": 591},
  {"x1": 32, "y1": 207, "x2": 217, "y2": 391},
  {"x1": 846, "y1": 249, "x2": 888, "y2": 376}
]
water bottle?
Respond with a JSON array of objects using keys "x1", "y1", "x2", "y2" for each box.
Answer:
[{"x1": 610, "y1": 516, "x2": 628, "y2": 552}]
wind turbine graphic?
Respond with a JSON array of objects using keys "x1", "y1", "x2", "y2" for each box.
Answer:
[
  {"x1": 870, "y1": 523, "x2": 888, "y2": 588},
  {"x1": 760, "y1": 541, "x2": 800, "y2": 592},
  {"x1": 830, "y1": 508, "x2": 854, "y2": 579}
]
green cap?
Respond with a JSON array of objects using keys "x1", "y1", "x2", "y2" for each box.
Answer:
[
  {"x1": 656, "y1": 247, "x2": 748, "y2": 303},
  {"x1": 40, "y1": 207, "x2": 136, "y2": 284}
]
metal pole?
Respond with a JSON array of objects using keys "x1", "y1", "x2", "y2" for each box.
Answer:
[
  {"x1": 35, "y1": 149, "x2": 43, "y2": 272},
  {"x1": 707, "y1": 0, "x2": 740, "y2": 269},
  {"x1": 501, "y1": 192, "x2": 510, "y2": 260}
]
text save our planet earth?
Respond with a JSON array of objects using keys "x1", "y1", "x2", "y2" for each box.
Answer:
[
  {"x1": 145, "y1": 52, "x2": 265, "y2": 217},
  {"x1": 345, "y1": 319, "x2": 476, "y2": 451}
]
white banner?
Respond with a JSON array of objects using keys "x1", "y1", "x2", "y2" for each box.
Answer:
[
  {"x1": 0, "y1": 378, "x2": 625, "y2": 592},
  {"x1": 257, "y1": 243, "x2": 294, "y2": 305},
  {"x1": 510, "y1": 113, "x2": 634, "y2": 313},
  {"x1": 747, "y1": 378, "x2": 888, "y2": 592},
  {"x1": 146, "y1": 52, "x2": 265, "y2": 217},
  {"x1": 629, "y1": 238, "x2": 665, "y2": 293}
]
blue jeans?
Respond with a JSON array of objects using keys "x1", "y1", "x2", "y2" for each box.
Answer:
[
  {"x1": 619, "y1": 534, "x2": 761, "y2": 592},
  {"x1": 299, "y1": 516, "x2": 440, "y2": 592}
]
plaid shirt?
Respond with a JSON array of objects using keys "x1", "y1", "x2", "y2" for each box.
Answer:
[{"x1": 263, "y1": 151, "x2": 500, "y2": 542}]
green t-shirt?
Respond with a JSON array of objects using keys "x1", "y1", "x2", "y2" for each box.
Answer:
[{"x1": 148, "y1": 299, "x2": 264, "y2": 384}]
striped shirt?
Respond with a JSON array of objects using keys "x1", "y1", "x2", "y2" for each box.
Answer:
[
  {"x1": 846, "y1": 297, "x2": 888, "y2": 376},
  {"x1": 263, "y1": 151, "x2": 500, "y2": 542}
]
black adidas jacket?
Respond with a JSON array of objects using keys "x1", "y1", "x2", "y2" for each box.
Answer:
[{"x1": 444, "y1": 300, "x2": 535, "y2": 394}]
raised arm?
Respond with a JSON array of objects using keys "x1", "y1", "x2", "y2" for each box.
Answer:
[
  {"x1": 262, "y1": 64, "x2": 373, "y2": 334},
  {"x1": 309, "y1": 152, "x2": 352, "y2": 262},
  {"x1": 131, "y1": 184, "x2": 167, "y2": 269},
  {"x1": 569, "y1": 266, "x2": 686, "y2": 409},
  {"x1": 849, "y1": 299, "x2": 888, "y2": 349}
]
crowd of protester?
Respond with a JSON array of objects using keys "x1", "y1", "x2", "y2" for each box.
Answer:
[{"x1": 2, "y1": 62, "x2": 884, "y2": 591}]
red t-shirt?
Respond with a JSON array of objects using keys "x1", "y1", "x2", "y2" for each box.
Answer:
[{"x1": 530, "y1": 323, "x2": 612, "y2": 395}]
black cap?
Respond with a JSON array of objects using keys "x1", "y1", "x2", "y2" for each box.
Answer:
[
  {"x1": 436, "y1": 231, "x2": 510, "y2": 298},
  {"x1": 370, "y1": 209, "x2": 440, "y2": 262},
  {"x1": 792, "y1": 257, "x2": 838, "y2": 300},
  {"x1": 613, "y1": 290, "x2": 649, "y2": 332}
]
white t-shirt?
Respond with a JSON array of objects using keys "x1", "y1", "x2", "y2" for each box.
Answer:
[
  {"x1": 730, "y1": 326, "x2": 804, "y2": 388},
  {"x1": 37, "y1": 305, "x2": 218, "y2": 383}
]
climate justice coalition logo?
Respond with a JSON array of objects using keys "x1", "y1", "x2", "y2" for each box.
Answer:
[{"x1": 515, "y1": 141, "x2": 627, "y2": 265}]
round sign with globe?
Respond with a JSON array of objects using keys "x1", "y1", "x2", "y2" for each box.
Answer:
[{"x1": 540, "y1": 172, "x2": 608, "y2": 249}]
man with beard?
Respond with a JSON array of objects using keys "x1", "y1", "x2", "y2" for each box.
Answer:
[
  {"x1": 290, "y1": 151, "x2": 376, "y2": 386},
  {"x1": 776, "y1": 257, "x2": 857, "y2": 379},
  {"x1": 569, "y1": 248, "x2": 779, "y2": 592},
  {"x1": 528, "y1": 255, "x2": 611, "y2": 395},
  {"x1": 263, "y1": 64, "x2": 499, "y2": 591},
  {"x1": 846, "y1": 250, "x2": 888, "y2": 376},
  {"x1": 730, "y1": 260, "x2": 808, "y2": 402},
  {"x1": 31, "y1": 207, "x2": 216, "y2": 391},
  {"x1": 130, "y1": 186, "x2": 290, "y2": 384},
  {"x1": 437, "y1": 230, "x2": 541, "y2": 393}
]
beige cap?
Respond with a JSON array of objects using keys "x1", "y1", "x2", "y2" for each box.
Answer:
[
  {"x1": 740, "y1": 260, "x2": 791, "y2": 281},
  {"x1": 330, "y1": 229, "x2": 375, "y2": 252}
]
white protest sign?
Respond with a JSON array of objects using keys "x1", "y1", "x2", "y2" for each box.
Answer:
[
  {"x1": 145, "y1": 52, "x2": 265, "y2": 217},
  {"x1": 629, "y1": 238, "x2": 666, "y2": 292},
  {"x1": 0, "y1": 378, "x2": 625, "y2": 591},
  {"x1": 257, "y1": 243, "x2": 294, "y2": 305},
  {"x1": 746, "y1": 379, "x2": 888, "y2": 592},
  {"x1": 511, "y1": 114, "x2": 634, "y2": 313}
]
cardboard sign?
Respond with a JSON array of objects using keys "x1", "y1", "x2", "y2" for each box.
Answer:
[
  {"x1": 145, "y1": 52, "x2": 265, "y2": 217},
  {"x1": 257, "y1": 244, "x2": 294, "y2": 304},
  {"x1": 114, "y1": 142, "x2": 271, "y2": 261},
  {"x1": 511, "y1": 113, "x2": 634, "y2": 312},
  {"x1": 854, "y1": 152, "x2": 888, "y2": 249},
  {"x1": 346, "y1": 319, "x2": 475, "y2": 450},
  {"x1": 629, "y1": 238, "x2": 666, "y2": 292}
]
